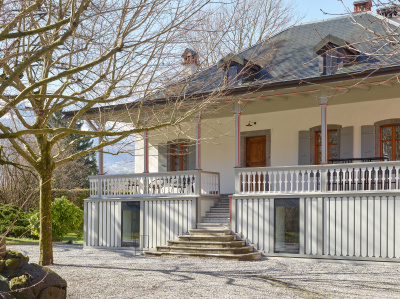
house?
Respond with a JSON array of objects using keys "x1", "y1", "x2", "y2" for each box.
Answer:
[{"x1": 83, "y1": 1, "x2": 400, "y2": 261}]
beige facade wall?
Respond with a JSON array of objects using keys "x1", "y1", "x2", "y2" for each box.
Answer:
[{"x1": 135, "y1": 97, "x2": 400, "y2": 194}]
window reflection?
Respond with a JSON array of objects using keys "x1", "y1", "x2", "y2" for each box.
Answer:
[
  {"x1": 122, "y1": 202, "x2": 140, "y2": 247},
  {"x1": 274, "y1": 199, "x2": 300, "y2": 253}
]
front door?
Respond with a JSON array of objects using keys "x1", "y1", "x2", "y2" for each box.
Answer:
[
  {"x1": 246, "y1": 136, "x2": 266, "y2": 167},
  {"x1": 246, "y1": 136, "x2": 266, "y2": 192}
]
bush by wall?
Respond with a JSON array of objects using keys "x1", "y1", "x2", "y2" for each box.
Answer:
[
  {"x1": 0, "y1": 204, "x2": 36, "y2": 238},
  {"x1": 30, "y1": 196, "x2": 84, "y2": 241}
]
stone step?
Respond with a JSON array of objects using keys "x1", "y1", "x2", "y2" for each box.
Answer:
[
  {"x1": 146, "y1": 251, "x2": 261, "y2": 261},
  {"x1": 196, "y1": 223, "x2": 230, "y2": 229},
  {"x1": 156, "y1": 245, "x2": 254, "y2": 254},
  {"x1": 210, "y1": 207, "x2": 230, "y2": 212},
  {"x1": 213, "y1": 206, "x2": 230, "y2": 210},
  {"x1": 179, "y1": 234, "x2": 236, "y2": 242},
  {"x1": 189, "y1": 228, "x2": 231, "y2": 235},
  {"x1": 202, "y1": 217, "x2": 230, "y2": 223},
  {"x1": 206, "y1": 212, "x2": 230, "y2": 218},
  {"x1": 167, "y1": 240, "x2": 245, "y2": 248}
]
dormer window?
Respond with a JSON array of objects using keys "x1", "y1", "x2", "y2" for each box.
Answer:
[
  {"x1": 314, "y1": 35, "x2": 360, "y2": 76},
  {"x1": 216, "y1": 53, "x2": 261, "y2": 86},
  {"x1": 181, "y1": 48, "x2": 199, "y2": 76}
]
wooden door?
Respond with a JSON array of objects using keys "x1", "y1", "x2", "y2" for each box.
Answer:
[{"x1": 246, "y1": 136, "x2": 266, "y2": 167}]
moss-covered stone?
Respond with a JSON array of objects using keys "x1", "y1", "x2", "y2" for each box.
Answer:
[
  {"x1": 9, "y1": 274, "x2": 31, "y2": 290},
  {"x1": 0, "y1": 250, "x2": 66, "y2": 298},
  {"x1": 0, "y1": 236, "x2": 5, "y2": 259},
  {"x1": 5, "y1": 258, "x2": 21, "y2": 271},
  {"x1": 3, "y1": 251, "x2": 29, "y2": 271},
  {"x1": 0, "y1": 260, "x2": 5, "y2": 273}
]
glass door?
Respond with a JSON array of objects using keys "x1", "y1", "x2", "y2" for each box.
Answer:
[
  {"x1": 274, "y1": 199, "x2": 300, "y2": 253},
  {"x1": 121, "y1": 202, "x2": 140, "y2": 247}
]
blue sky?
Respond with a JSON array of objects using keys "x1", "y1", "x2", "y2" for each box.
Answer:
[{"x1": 298, "y1": 0, "x2": 365, "y2": 23}]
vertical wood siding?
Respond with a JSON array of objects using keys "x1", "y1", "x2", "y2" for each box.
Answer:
[
  {"x1": 143, "y1": 198, "x2": 195, "y2": 249},
  {"x1": 84, "y1": 198, "x2": 195, "y2": 249},
  {"x1": 234, "y1": 196, "x2": 400, "y2": 260},
  {"x1": 84, "y1": 200, "x2": 121, "y2": 247}
]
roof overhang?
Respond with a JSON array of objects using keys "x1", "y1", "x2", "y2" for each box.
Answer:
[{"x1": 64, "y1": 64, "x2": 400, "y2": 121}]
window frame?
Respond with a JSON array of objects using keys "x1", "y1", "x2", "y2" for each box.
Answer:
[
  {"x1": 314, "y1": 129, "x2": 339, "y2": 164},
  {"x1": 170, "y1": 143, "x2": 188, "y2": 171},
  {"x1": 380, "y1": 125, "x2": 400, "y2": 161}
]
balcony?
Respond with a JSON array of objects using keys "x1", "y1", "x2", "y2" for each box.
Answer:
[
  {"x1": 235, "y1": 161, "x2": 400, "y2": 195},
  {"x1": 89, "y1": 170, "x2": 220, "y2": 198}
]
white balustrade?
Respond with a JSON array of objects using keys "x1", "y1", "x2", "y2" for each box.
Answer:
[
  {"x1": 89, "y1": 170, "x2": 220, "y2": 198},
  {"x1": 235, "y1": 161, "x2": 400, "y2": 195}
]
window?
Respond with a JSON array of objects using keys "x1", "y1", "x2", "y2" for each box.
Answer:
[
  {"x1": 380, "y1": 125, "x2": 400, "y2": 161},
  {"x1": 274, "y1": 198, "x2": 300, "y2": 254},
  {"x1": 315, "y1": 130, "x2": 339, "y2": 164},
  {"x1": 121, "y1": 202, "x2": 140, "y2": 247},
  {"x1": 171, "y1": 143, "x2": 188, "y2": 171},
  {"x1": 314, "y1": 35, "x2": 360, "y2": 76}
]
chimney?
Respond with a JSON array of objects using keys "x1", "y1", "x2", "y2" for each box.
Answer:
[
  {"x1": 353, "y1": 0, "x2": 372, "y2": 13},
  {"x1": 181, "y1": 48, "x2": 199, "y2": 76},
  {"x1": 377, "y1": 4, "x2": 400, "y2": 23}
]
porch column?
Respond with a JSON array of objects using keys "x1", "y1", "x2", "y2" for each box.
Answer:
[
  {"x1": 195, "y1": 114, "x2": 202, "y2": 170},
  {"x1": 143, "y1": 131, "x2": 149, "y2": 173},
  {"x1": 99, "y1": 136, "x2": 104, "y2": 175},
  {"x1": 318, "y1": 97, "x2": 329, "y2": 165},
  {"x1": 234, "y1": 111, "x2": 241, "y2": 168}
]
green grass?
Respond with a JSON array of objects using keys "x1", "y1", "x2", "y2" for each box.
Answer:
[
  {"x1": 5, "y1": 237, "x2": 39, "y2": 244},
  {"x1": 5, "y1": 233, "x2": 84, "y2": 245},
  {"x1": 63, "y1": 233, "x2": 84, "y2": 245}
]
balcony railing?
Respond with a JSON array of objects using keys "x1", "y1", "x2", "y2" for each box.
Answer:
[
  {"x1": 89, "y1": 170, "x2": 220, "y2": 198},
  {"x1": 235, "y1": 161, "x2": 400, "y2": 195}
]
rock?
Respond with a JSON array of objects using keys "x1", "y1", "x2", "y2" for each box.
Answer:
[
  {"x1": 0, "y1": 250, "x2": 67, "y2": 299},
  {"x1": 38, "y1": 286, "x2": 66, "y2": 299},
  {"x1": 0, "y1": 236, "x2": 5, "y2": 258}
]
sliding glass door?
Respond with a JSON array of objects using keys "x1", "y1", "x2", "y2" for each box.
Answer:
[
  {"x1": 274, "y1": 198, "x2": 300, "y2": 253},
  {"x1": 121, "y1": 202, "x2": 140, "y2": 247}
]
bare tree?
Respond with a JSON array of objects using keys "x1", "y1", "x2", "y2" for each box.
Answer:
[
  {"x1": 187, "y1": 0, "x2": 301, "y2": 67},
  {"x1": 0, "y1": 0, "x2": 226, "y2": 265}
]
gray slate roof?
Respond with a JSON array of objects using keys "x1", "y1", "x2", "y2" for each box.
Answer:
[{"x1": 176, "y1": 11, "x2": 400, "y2": 97}]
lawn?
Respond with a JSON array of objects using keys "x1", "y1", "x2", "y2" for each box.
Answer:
[{"x1": 6, "y1": 233, "x2": 83, "y2": 245}]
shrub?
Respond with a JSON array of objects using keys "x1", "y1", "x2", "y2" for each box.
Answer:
[
  {"x1": 30, "y1": 196, "x2": 84, "y2": 241},
  {"x1": 0, "y1": 204, "x2": 36, "y2": 238}
]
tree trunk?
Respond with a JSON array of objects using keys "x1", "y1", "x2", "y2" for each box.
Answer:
[{"x1": 39, "y1": 171, "x2": 53, "y2": 266}]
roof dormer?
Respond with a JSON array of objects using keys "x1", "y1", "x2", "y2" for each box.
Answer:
[
  {"x1": 314, "y1": 35, "x2": 360, "y2": 75},
  {"x1": 181, "y1": 48, "x2": 199, "y2": 76},
  {"x1": 217, "y1": 53, "x2": 261, "y2": 86}
]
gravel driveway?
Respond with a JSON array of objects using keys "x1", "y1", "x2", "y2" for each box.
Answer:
[{"x1": 6, "y1": 244, "x2": 400, "y2": 298}]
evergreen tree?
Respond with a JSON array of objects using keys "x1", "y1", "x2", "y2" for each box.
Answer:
[{"x1": 50, "y1": 111, "x2": 98, "y2": 189}]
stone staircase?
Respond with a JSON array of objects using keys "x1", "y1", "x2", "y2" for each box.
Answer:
[
  {"x1": 146, "y1": 228, "x2": 261, "y2": 261},
  {"x1": 146, "y1": 195, "x2": 261, "y2": 261},
  {"x1": 197, "y1": 195, "x2": 231, "y2": 229}
]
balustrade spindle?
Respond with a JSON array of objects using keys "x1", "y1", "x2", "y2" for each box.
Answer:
[
  {"x1": 360, "y1": 168, "x2": 366, "y2": 191},
  {"x1": 366, "y1": 168, "x2": 371, "y2": 190},
  {"x1": 301, "y1": 171, "x2": 305, "y2": 192}
]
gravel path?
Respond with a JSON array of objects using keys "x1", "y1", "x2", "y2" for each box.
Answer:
[{"x1": 6, "y1": 244, "x2": 400, "y2": 299}]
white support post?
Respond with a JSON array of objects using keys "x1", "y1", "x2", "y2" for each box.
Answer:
[
  {"x1": 143, "y1": 131, "x2": 149, "y2": 173},
  {"x1": 319, "y1": 98, "x2": 329, "y2": 165},
  {"x1": 234, "y1": 111, "x2": 241, "y2": 168},
  {"x1": 195, "y1": 114, "x2": 202, "y2": 170},
  {"x1": 316, "y1": 90, "x2": 333, "y2": 165},
  {"x1": 99, "y1": 136, "x2": 104, "y2": 175}
]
